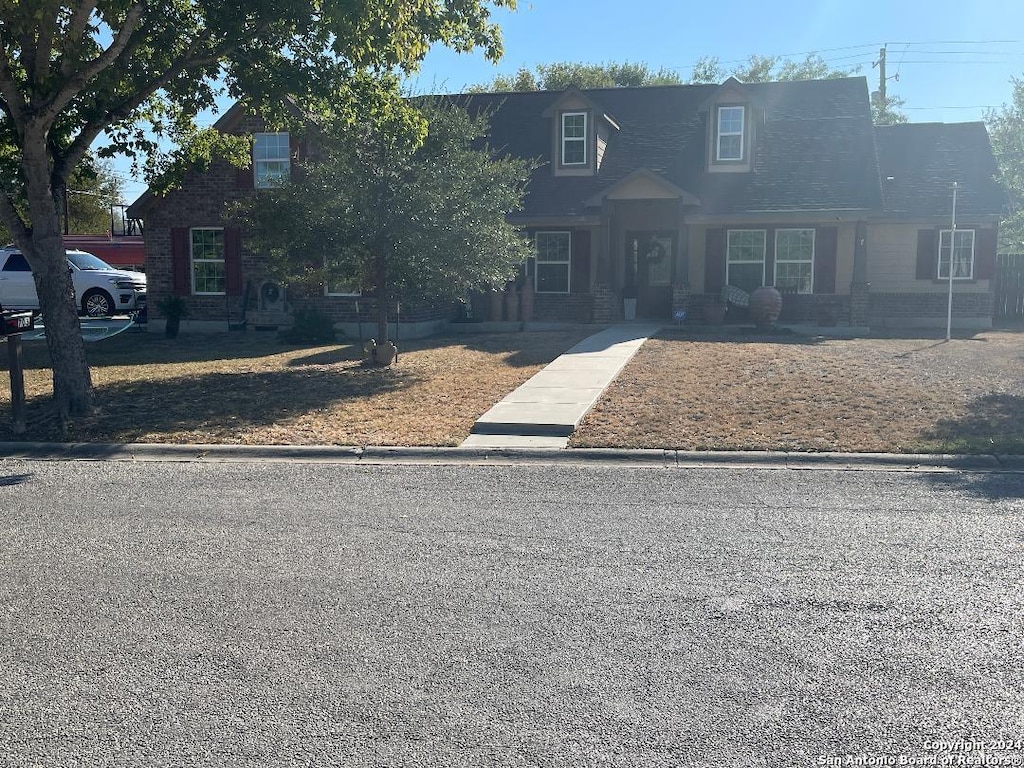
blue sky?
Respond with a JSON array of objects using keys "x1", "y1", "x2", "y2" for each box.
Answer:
[{"x1": 117, "y1": 0, "x2": 1024, "y2": 204}]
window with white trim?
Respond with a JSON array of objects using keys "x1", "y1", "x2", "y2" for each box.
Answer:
[
  {"x1": 191, "y1": 228, "x2": 225, "y2": 295},
  {"x1": 726, "y1": 229, "x2": 765, "y2": 293},
  {"x1": 774, "y1": 228, "x2": 815, "y2": 294},
  {"x1": 254, "y1": 132, "x2": 291, "y2": 188},
  {"x1": 716, "y1": 106, "x2": 745, "y2": 162},
  {"x1": 561, "y1": 112, "x2": 587, "y2": 166},
  {"x1": 534, "y1": 231, "x2": 571, "y2": 293},
  {"x1": 938, "y1": 229, "x2": 975, "y2": 279}
]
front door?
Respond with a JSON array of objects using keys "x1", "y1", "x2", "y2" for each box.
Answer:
[{"x1": 625, "y1": 232, "x2": 674, "y2": 318}]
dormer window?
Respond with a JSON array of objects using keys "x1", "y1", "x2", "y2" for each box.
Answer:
[
  {"x1": 561, "y1": 112, "x2": 587, "y2": 166},
  {"x1": 716, "y1": 106, "x2": 745, "y2": 162},
  {"x1": 254, "y1": 132, "x2": 291, "y2": 188}
]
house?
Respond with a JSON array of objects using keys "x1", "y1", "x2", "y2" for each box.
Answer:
[{"x1": 128, "y1": 75, "x2": 1007, "y2": 331}]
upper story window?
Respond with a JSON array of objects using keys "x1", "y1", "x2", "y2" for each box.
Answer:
[
  {"x1": 561, "y1": 112, "x2": 587, "y2": 166},
  {"x1": 716, "y1": 106, "x2": 745, "y2": 162},
  {"x1": 254, "y1": 132, "x2": 291, "y2": 188},
  {"x1": 938, "y1": 229, "x2": 975, "y2": 279}
]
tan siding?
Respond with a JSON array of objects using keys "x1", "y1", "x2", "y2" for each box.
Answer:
[{"x1": 867, "y1": 222, "x2": 991, "y2": 293}]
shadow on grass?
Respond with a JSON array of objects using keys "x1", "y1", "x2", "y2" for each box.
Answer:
[
  {"x1": 399, "y1": 331, "x2": 591, "y2": 368},
  {"x1": 0, "y1": 364, "x2": 421, "y2": 443},
  {"x1": 917, "y1": 393, "x2": 1024, "y2": 499},
  {"x1": 656, "y1": 326, "x2": 826, "y2": 345},
  {"x1": 9, "y1": 332, "x2": 302, "y2": 372}
]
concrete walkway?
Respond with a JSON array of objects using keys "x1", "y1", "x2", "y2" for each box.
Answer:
[{"x1": 461, "y1": 322, "x2": 662, "y2": 449}]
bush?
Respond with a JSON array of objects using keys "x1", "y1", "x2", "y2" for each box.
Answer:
[{"x1": 280, "y1": 306, "x2": 340, "y2": 345}]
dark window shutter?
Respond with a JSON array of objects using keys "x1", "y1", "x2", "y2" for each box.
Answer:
[
  {"x1": 224, "y1": 227, "x2": 243, "y2": 296},
  {"x1": 571, "y1": 229, "x2": 591, "y2": 293},
  {"x1": 975, "y1": 227, "x2": 997, "y2": 280},
  {"x1": 813, "y1": 226, "x2": 838, "y2": 294},
  {"x1": 704, "y1": 228, "x2": 726, "y2": 294},
  {"x1": 235, "y1": 162, "x2": 253, "y2": 190},
  {"x1": 916, "y1": 229, "x2": 938, "y2": 280},
  {"x1": 171, "y1": 227, "x2": 191, "y2": 295}
]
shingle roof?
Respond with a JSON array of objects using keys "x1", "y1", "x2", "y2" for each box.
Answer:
[
  {"x1": 874, "y1": 122, "x2": 1007, "y2": 218},
  {"x1": 452, "y1": 76, "x2": 885, "y2": 218}
]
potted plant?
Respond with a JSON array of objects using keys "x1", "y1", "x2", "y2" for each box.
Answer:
[
  {"x1": 156, "y1": 295, "x2": 189, "y2": 339},
  {"x1": 623, "y1": 287, "x2": 638, "y2": 321}
]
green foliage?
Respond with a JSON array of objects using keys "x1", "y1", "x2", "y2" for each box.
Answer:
[
  {"x1": 872, "y1": 94, "x2": 909, "y2": 126},
  {"x1": 233, "y1": 99, "x2": 535, "y2": 338},
  {"x1": 689, "y1": 53, "x2": 858, "y2": 84},
  {"x1": 155, "y1": 295, "x2": 190, "y2": 320},
  {"x1": 987, "y1": 77, "x2": 1024, "y2": 252},
  {"x1": 280, "y1": 306, "x2": 340, "y2": 345},
  {"x1": 472, "y1": 61, "x2": 685, "y2": 92},
  {"x1": 0, "y1": 0, "x2": 518, "y2": 416}
]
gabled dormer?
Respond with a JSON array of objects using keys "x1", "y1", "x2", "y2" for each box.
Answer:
[
  {"x1": 700, "y1": 77, "x2": 761, "y2": 174},
  {"x1": 542, "y1": 87, "x2": 620, "y2": 177}
]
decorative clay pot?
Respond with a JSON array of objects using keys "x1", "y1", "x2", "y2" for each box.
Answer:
[
  {"x1": 750, "y1": 286, "x2": 783, "y2": 328},
  {"x1": 702, "y1": 303, "x2": 727, "y2": 325},
  {"x1": 519, "y1": 277, "x2": 535, "y2": 322},
  {"x1": 376, "y1": 341, "x2": 397, "y2": 366}
]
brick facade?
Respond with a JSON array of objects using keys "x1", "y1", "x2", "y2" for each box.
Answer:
[{"x1": 869, "y1": 290, "x2": 993, "y2": 320}]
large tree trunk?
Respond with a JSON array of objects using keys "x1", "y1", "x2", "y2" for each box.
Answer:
[{"x1": 21, "y1": 140, "x2": 94, "y2": 421}]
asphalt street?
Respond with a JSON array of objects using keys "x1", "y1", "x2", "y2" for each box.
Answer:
[{"x1": 0, "y1": 459, "x2": 1021, "y2": 767}]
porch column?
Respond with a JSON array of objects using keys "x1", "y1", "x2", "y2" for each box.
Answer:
[{"x1": 850, "y1": 220, "x2": 870, "y2": 326}]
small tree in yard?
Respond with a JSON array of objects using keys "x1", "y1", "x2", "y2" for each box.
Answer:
[
  {"x1": 235, "y1": 100, "x2": 535, "y2": 349},
  {"x1": 0, "y1": 0, "x2": 515, "y2": 423}
]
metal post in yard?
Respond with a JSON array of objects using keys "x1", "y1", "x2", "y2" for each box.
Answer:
[
  {"x1": 7, "y1": 334, "x2": 25, "y2": 434},
  {"x1": 946, "y1": 181, "x2": 958, "y2": 342}
]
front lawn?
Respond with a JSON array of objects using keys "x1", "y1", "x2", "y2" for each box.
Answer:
[
  {"x1": 0, "y1": 330, "x2": 589, "y2": 445},
  {"x1": 571, "y1": 330, "x2": 1024, "y2": 454}
]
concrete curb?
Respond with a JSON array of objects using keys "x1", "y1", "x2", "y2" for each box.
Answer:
[{"x1": 0, "y1": 441, "x2": 1022, "y2": 472}]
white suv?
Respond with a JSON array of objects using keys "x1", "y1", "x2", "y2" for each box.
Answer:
[{"x1": 0, "y1": 247, "x2": 146, "y2": 317}]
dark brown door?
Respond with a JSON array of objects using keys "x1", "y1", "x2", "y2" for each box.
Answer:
[{"x1": 626, "y1": 232, "x2": 674, "y2": 318}]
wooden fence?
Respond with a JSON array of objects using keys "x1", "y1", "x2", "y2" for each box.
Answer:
[{"x1": 994, "y1": 253, "x2": 1024, "y2": 318}]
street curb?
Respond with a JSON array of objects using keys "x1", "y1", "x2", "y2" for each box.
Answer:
[{"x1": 0, "y1": 442, "x2": 1021, "y2": 471}]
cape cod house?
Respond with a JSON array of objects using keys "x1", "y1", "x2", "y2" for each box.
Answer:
[{"x1": 128, "y1": 75, "x2": 1006, "y2": 331}]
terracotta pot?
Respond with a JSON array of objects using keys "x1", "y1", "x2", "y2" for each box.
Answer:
[
  {"x1": 489, "y1": 289, "x2": 504, "y2": 321},
  {"x1": 750, "y1": 286, "x2": 783, "y2": 328},
  {"x1": 504, "y1": 285, "x2": 519, "y2": 322},
  {"x1": 376, "y1": 341, "x2": 397, "y2": 366},
  {"x1": 702, "y1": 303, "x2": 727, "y2": 325},
  {"x1": 519, "y1": 277, "x2": 535, "y2": 322}
]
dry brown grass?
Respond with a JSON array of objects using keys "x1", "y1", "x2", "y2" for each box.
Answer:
[
  {"x1": 571, "y1": 329, "x2": 1024, "y2": 454},
  {"x1": 0, "y1": 330, "x2": 589, "y2": 445}
]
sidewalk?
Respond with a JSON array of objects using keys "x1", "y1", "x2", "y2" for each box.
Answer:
[{"x1": 460, "y1": 322, "x2": 662, "y2": 449}]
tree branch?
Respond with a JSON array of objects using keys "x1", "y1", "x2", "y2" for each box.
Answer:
[
  {"x1": 0, "y1": 46, "x2": 28, "y2": 133},
  {"x1": 0, "y1": 189, "x2": 30, "y2": 248},
  {"x1": 39, "y1": 1, "x2": 145, "y2": 124},
  {"x1": 51, "y1": 46, "x2": 224, "y2": 184},
  {"x1": 60, "y1": 0, "x2": 99, "y2": 77},
  {"x1": 33, "y1": 0, "x2": 63, "y2": 83}
]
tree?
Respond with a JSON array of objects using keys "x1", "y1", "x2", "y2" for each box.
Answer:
[
  {"x1": 871, "y1": 93, "x2": 909, "y2": 126},
  {"x1": 64, "y1": 157, "x2": 123, "y2": 234},
  {"x1": 472, "y1": 61, "x2": 684, "y2": 92},
  {"x1": 235, "y1": 100, "x2": 535, "y2": 348},
  {"x1": 691, "y1": 52, "x2": 908, "y2": 124},
  {"x1": 689, "y1": 53, "x2": 857, "y2": 84},
  {"x1": 987, "y1": 77, "x2": 1024, "y2": 252},
  {"x1": 0, "y1": 1, "x2": 515, "y2": 422}
]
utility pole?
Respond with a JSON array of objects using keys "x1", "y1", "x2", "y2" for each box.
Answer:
[{"x1": 876, "y1": 45, "x2": 887, "y2": 106}]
